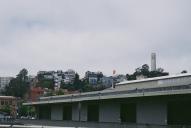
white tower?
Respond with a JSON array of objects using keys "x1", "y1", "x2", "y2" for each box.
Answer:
[{"x1": 151, "y1": 53, "x2": 156, "y2": 71}]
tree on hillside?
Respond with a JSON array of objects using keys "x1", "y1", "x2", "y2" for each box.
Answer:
[
  {"x1": 149, "y1": 68, "x2": 169, "y2": 77},
  {"x1": 36, "y1": 73, "x2": 54, "y2": 89},
  {"x1": 17, "y1": 68, "x2": 28, "y2": 81},
  {"x1": 61, "y1": 82, "x2": 74, "y2": 91},
  {"x1": 60, "y1": 73, "x2": 105, "y2": 92},
  {"x1": 141, "y1": 64, "x2": 150, "y2": 76},
  {"x1": 73, "y1": 73, "x2": 81, "y2": 89},
  {"x1": 126, "y1": 73, "x2": 136, "y2": 80},
  {"x1": 36, "y1": 79, "x2": 54, "y2": 89},
  {"x1": 97, "y1": 72, "x2": 103, "y2": 83},
  {"x1": 181, "y1": 70, "x2": 188, "y2": 74},
  {"x1": 61, "y1": 73, "x2": 81, "y2": 91},
  {"x1": 2, "y1": 68, "x2": 30, "y2": 98},
  {"x1": 126, "y1": 64, "x2": 169, "y2": 81}
]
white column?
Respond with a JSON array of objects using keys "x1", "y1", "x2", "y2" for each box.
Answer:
[
  {"x1": 99, "y1": 102, "x2": 120, "y2": 123},
  {"x1": 51, "y1": 104, "x2": 63, "y2": 120},
  {"x1": 136, "y1": 101, "x2": 167, "y2": 125}
]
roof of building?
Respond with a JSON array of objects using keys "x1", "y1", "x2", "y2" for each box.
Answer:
[
  {"x1": 117, "y1": 73, "x2": 191, "y2": 86},
  {"x1": 0, "y1": 96, "x2": 16, "y2": 99}
]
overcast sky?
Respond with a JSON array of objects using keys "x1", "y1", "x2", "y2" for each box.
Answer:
[{"x1": 0, "y1": 0, "x2": 191, "y2": 77}]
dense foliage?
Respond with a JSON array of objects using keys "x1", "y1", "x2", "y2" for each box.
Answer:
[
  {"x1": 18, "y1": 105, "x2": 36, "y2": 117},
  {"x1": 126, "y1": 64, "x2": 169, "y2": 80},
  {"x1": 2, "y1": 68, "x2": 30, "y2": 98},
  {"x1": 36, "y1": 74, "x2": 54, "y2": 89},
  {"x1": 0, "y1": 105, "x2": 11, "y2": 114},
  {"x1": 61, "y1": 73, "x2": 106, "y2": 92}
]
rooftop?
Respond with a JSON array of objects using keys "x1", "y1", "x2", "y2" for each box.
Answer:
[
  {"x1": 117, "y1": 73, "x2": 191, "y2": 86},
  {"x1": 0, "y1": 96, "x2": 16, "y2": 99}
]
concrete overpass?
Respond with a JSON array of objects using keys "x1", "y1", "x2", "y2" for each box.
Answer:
[{"x1": 24, "y1": 73, "x2": 191, "y2": 125}]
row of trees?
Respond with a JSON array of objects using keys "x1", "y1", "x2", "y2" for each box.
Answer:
[{"x1": 126, "y1": 64, "x2": 169, "y2": 80}]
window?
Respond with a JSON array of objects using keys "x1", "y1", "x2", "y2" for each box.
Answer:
[
  {"x1": 1, "y1": 101, "x2": 4, "y2": 105},
  {"x1": 9, "y1": 101, "x2": 12, "y2": 105},
  {"x1": 5, "y1": 101, "x2": 8, "y2": 105}
]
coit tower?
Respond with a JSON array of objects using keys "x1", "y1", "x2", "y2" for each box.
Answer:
[{"x1": 151, "y1": 53, "x2": 156, "y2": 71}]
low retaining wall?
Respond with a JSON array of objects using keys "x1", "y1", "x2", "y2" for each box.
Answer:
[{"x1": 14, "y1": 119, "x2": 191, "y2": 128}]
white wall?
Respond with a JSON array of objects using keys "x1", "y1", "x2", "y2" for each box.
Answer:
[
  {"x1": 80, "y1": 103, "x2": 87, "y2": 121},
  {"x1": 72, "y1": 103, "x2": 79, "y2": 121},
  {"x1": 99, "y1": 102, "x2": 120, "y2": 123},
  {"x1": 51, "y1": 104, "x2": 63, "y2": 120},
  {"x1": 116, "y1": 75, "x2": 191, "y2": 90},
  {"x1": 136, "y1": 101, "x2": 167, "y2": 125}
]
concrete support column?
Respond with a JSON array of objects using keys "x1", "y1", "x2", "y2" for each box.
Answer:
[
  {"x1": 80, "y1": 103, "x2": 87, "y2": 121},
  {"x1": 72, "y1": 103, "x2": 80, "y2": 121},
  {"x1": 78, "y1": 102, "x2": 81, "y2": 121},
  {"x1": 35, "y1": 106, "x2": 39, "y2": 119},
  {"x1": 99, "y1": 102, "x2": 120, "y2": 123},
  {"x1": 51, "y1": 104, "x2": 63, "y2": 120},
  {"x1": 136, "y1": 101, "x2": 167, "y2": 125}
]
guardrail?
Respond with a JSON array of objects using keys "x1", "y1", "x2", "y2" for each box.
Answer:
[{"x1": 0, "y1": 125, "x2": 63, "y2": 128}]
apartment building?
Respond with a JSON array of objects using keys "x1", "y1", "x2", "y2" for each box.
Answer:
[
  {"x1": 37, "y1": 69, "x2": 76, "y2": 89},
  {"x1": 0, "y1": 77, "x2": 13, "y2": 89},
  {"x1": 0, "y1": 96, "x2": 17, "y2": 118}
]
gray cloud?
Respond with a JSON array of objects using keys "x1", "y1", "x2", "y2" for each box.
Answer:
[{"x1": 0, "y1": 0, "x2": 191, "y2": 77}]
